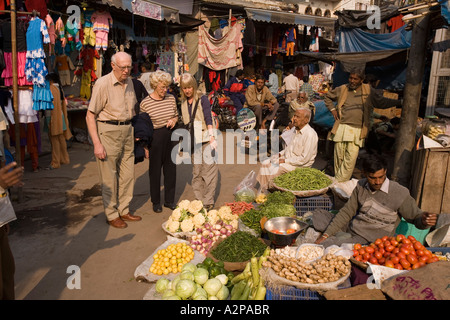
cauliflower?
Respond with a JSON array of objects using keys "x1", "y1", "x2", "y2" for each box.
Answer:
[
  {"x1": 193, "y1": 212, "x2": 206, "y2": 228},
  {"x1": 171, "y1": 208, "x2": 182, "y2": 221},
  {"x1": 167, "y1": 218, "x2": 180, "y2": 233},
  {"x1": 218, "y1": 206, "x2": 232, "y2": 220},
  {"x1": 207, "y1": 210, "x2": 219, "y2": 224},
  {"x1": 180, "y1": 218, "x2": 194, "y2": 232},
  {"x1": 229, "y1": 219, "x2": 238, "y2": 230},
  {"x1": 178, "y1": 200, "x2": 191, "y2": 210},
  {"x1": 188, "y1": 200, "x2": 203, "y2": 214}
]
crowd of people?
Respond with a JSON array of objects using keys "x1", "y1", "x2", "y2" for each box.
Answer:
[{"x1": 1, "y1": 52, "x2": 442, "y2": 300}]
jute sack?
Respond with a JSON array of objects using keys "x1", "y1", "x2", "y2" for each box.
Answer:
[{"x1": 381, "y1": 261, "x2": 450, "y2": 300}]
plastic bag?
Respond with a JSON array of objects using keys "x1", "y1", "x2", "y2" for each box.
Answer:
[{"x1": 234, "y1": 170, "x2": 257, "y2": 203}]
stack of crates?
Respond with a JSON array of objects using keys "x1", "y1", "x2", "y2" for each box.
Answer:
[{"x1": 295, "y1": 194, "x2": 334, "y2": 217}]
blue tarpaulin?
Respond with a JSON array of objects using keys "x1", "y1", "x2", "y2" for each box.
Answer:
[{"x1": 440, "y1": 0, "x2": 450, "y2": 24}]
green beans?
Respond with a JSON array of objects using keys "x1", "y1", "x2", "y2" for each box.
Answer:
[
  {"x1": 211, "y1": 231, "x2": 268, "y2": 262},
  {"x1": 273, "y1": 168, "x2": 332, "y2": 191}
]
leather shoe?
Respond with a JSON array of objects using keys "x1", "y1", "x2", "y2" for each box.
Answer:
[
  {"x1": 121, "y1": 213, "x2": 142, "y2": 222},
  {"x1": 164, "y1": 203, "x2": 177, "y2": 210},
  {"x1": 153, "y1": 204, "x2": 162, "y2": 213},
  {"x1": 108, "y1": 217, "x2": 127, "y2": 229}
]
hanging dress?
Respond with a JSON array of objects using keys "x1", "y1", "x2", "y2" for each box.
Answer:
[{"x1": 25, "y1": 17, "x2": 53, "y2": 111}]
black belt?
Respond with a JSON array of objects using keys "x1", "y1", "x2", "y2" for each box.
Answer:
[{"x1": 98, "y1": 120, "x2": 131, "y2": 125}]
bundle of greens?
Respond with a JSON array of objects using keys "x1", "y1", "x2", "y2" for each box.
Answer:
[
  {"x1": 210, "y1": 231, "x2": 268, "y2": 262},
  {"x1": 273, "y1": 168, "x2": 332, "y2": 191}
]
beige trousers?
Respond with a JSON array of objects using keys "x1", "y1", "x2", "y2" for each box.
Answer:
[
  {"x1": 96, "y1": 122, "x2": 135, "y2": 221},
  {"x1": 191, "y1": 143, "x2": 218, "y2": 206},
  {"x1": 49, "y1": 134, "x2": 70, "y2": 168}
]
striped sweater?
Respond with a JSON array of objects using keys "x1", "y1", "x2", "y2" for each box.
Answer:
[{"x1": 140, "y1": 94, "x2": 178, "y2": 129}]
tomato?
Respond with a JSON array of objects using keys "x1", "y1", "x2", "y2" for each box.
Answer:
[
  {"x1": 419, "y1": 255, "x2": 429, "y2": 263},
  {"x1": 407, "y1": 254, "x2": 418, "y2": 265},
  {"x1": 394, "y1": 263, "x2": 403, "y2": 270},
  {"x1": 390, "y1": 239, "x2": 399, "y2": 247},
  {"x1": 374, "y1": 251, "x2": 383, "y2": 260},
  {"x1": 409, "y1": 249, "x2": 417, "y2": 256},
  {"x1": 384, "y1": 241, "x2": 391, "y2": 247},
  {"x1": 418, "y1": 261, "x2": 426, "y2": 268},
  {"x1": 397, "y1": 252, "x2": 406, "y2": 260},
  {"x1": 378, "y1": 257, "x2": 386, "y2": 265},
  {"x1": 396, "y1": 234, "x2": 406, "y2": 242},
  {"x1": 423, "y1": 250, "x2": 433, "y2": 257},
  {"x1": 374, "y1": 239, "x2": 382, "y2": 246},
  {"x1": 413, "y1": 241, "x2": 424, "y2": 251},
  {"x1": 365, "y1": 247, "x2": 375, "y2": 254},
  {"x1": 354, "y1": 255, "x2": 362, "y2": 262},
  {"x1": 392, "y1": 247, "x2": 400, "y2": 254},
  {"x1": 354, "y1": 243, "x2": 362, "y2": 250},
  {"x1": 363, "y1": 253, "x2": 371, "y2": 261},
  {"x1": 381, "y1": 236, "x2": 389, "y2": 242},
  {"x1": 415, "y1": 249, "x2": 425, "y2": 257},
  {"x1": 353, "y1": 250, "x2": 359, "y2": 257},
  {"x1": 426, "y1": 256, "x2": 439, "y2": 264},
  {"x1": 391, "y1": 256, "x2": 400, "y2": 264},
  {"x1": 412, "y1": 262, "x2": 422, "y2": 270},
  {"x1": 400, "y1": 247, "x2": 410, "y2": 255},
  {"x1": 383, "y1": 251, "x2": 391, "y2": 258},
  {"x1": 286, "y1": 229, "x2": 296, "y2": 234},
  {"x1": 378, "y1": 248, "x2": 386, "y2": 255},
  {"x1": 369, "y1": 257, "x2": 378, "y2": 265},
  {"x1": 385, "y1": 260, "x2": 395, "y2": 268},
  {"x1": 358, "y1": 248, "x2": 366, "y2": 255},
  {"x1": 400, "y1": 258, "x2": 411, "y2": 269},
  {"x1": 402, "y1": 238, "x2": 411, "y2": 244},
  {"x1": 385, "y1": 245, "x2": 395, "y2": 252},
  {"x1": 407, "y1": 235, "x2": 417, "y2": 242}
]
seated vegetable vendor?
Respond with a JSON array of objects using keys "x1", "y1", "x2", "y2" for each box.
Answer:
[
  {"x1": 313, "y1": 154, "x2": 438, "y2": 247},
  {"x1": 256, "y1": 108, "x2": 318, "y2": 193}
]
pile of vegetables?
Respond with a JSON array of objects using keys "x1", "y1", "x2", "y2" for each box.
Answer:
[
  {"x1": 352, "y1": 234, "x2": 440, "y2": 270},
  {"x1": 210, "y1": 231, "x2": 268, "y2": 262},
  {"x1": 229, "y1": 247, "x2": 270, "y2": 300},
  {"x1": 155, "y1": 262, "x2": 232, "y2": 300},
  {"x1": 196, "y1": 258, "x2": 235, "y2": 282},
  {"x1": 166, "y1": 200, "x2": 239, "y2": 235},
  {"x1": 149, "y1": 242, "x2": 194, "y2": 275},
  {"x1": 224, "y1": 201, "x2": 255, "y2": 215},
  {"x1": 239, "y1": 191, "x2": 297, "y2": 235},
  {"x1": 234, "y1": 187, "x2": 256, "y2": 203},
  {"x1": 273, "y1": 168, "x2": 332, "y2": 191},
  {"x1": 188, "y1": 219, "x2": 237, "y2": 256},
  {"x1": 262, "y1": 249, "x2": 351, "y2": 284}
]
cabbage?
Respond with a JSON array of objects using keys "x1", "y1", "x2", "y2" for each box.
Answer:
[
  {"x1": 194, "y1": 295, "x2": 207, "y2": 300},
  {"x1": 203, "y1": 278, "x2": 223, "y2": 296},
  {"x1": 171, "y1": 275, "x2": 181, "y2": 291},
  {"x1": 163, "y1": 295, "x2": 181, "y2": 300},
  {"x1": 181, "y1": 262, "x2": 197, "y2": 273},
  {"x1": 235, "y1": 188, "x2": 256, "y2": 203},
  {"x1": 155, "y1": 278, "x2": 170, "y2": 294},
  {"x1": 175, "y1": 279, "x2": 196, "y2": 299},
  {"x1": 180, "y1": 271, "x2": 195, "y2": 281},
  {"x1": 208, "y1": 296, "x2": 219, "y2": 300},
  {"x1": 162, "y1": 289, "x2": 176, "y2": 298},
  {"x1": 192, "y1": 286, "x2": 207, "y2": 300},
  {"x1": 193, "y1": 267, "x2": 209, "y2": 285},
  {"x1": 215, "y1": 274, "x2": 228, "y2": 286},
  {"x1": 215, "y1": 285, "x2": 229, "y2": 300}
]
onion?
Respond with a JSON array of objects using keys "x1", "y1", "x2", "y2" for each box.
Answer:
[
  {"x1": 196, "y1": 245, "x2": 202, "y2": 251},
  {"x1": 220, "y1": 228, "x2": 227, "y2": 235},
  {"x1": 202, "y1": 230, "x2": 210, "y2": 237},
  {"x1": 214, "y1": 224, "x2": 222, "y2": 230},
  {"x1": 214, "y1": 230, "x2": 221, "y2": 236},
  {"x1": 196, "y1": 228, "x2": 203, "y2": 234},
  {"x1": 204, "y1": 223, "x2": 211, "y2": 230},
  {"x1": 225, "y1": 224, "x2": 233, "y2": 230},
  {"x1": 220, "y1": 234, "x2": 227, "y2": 239},
  {"x1": 226, "y1": 230, "x2": 232, "y2": 236}
]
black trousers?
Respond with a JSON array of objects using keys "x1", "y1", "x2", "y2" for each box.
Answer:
[{"x1": 149, "y1": 127, "x2": 176, "y2": 205}]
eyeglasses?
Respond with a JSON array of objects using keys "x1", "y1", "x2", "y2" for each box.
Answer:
[{"x1": 114, "y1": 63, "x2": 132, "y2": 71}]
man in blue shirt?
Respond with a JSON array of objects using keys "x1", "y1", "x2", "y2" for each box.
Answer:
[
  {"x1": 266, "y1": 68, "x2": 279, "y2": 97},
  {"x1": 223, "y1": 69, "x2": 246, "y2": 114}
]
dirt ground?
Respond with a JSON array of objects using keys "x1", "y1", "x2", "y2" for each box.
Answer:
[{"x1": 7, "y1": 131, "x2": 329, "y2": 300}]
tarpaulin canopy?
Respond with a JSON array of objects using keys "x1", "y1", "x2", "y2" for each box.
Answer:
[
  {"x1": 338, "y1": 25, "x2": 412, "y2": 52},
  {"x1": 335, "y1": 4, "x2": 400, "y2": 28},
  {"x1": 297, "y1": 49, "x2": 408, "y2": 73},
  {"x1": 101, "y1": 0, "x2": 180, "y2": 23},
  {"x1": 245, "y1": 7, "x2": 337, "y2": 28}
]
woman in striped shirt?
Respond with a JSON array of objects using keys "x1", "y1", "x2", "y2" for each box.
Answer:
[{"x1": 140, "y1": 70, "x2": 179, "y2": 213}]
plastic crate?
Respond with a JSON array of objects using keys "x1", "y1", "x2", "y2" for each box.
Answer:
[
  {"x1": 265, "y1": 286, "x2": 324, "y2": 300},
  {"x1": 295, "y1": 195, "x2": 333, "y2": 216},
  {"x1": 395, "y1": 218, "x2": 430, "y2": 244}
]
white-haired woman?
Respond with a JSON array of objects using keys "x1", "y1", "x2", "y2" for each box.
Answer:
[
  {"x1": 140, "y1": 70, "x2": 179, "y2": 213},
  {"x1": 179, "y1": 73, "x2": 218, "y2": 210}
]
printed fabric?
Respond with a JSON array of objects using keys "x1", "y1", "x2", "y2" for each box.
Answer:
[{"x1": 25, "y1": 17, "x2": 50, "y2": 86}]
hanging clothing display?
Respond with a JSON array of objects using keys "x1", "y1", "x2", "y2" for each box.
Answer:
[
  {"x1": 25, "y1": 16, "x2": 50, "y2": 86},
  {"x1": 79, "y1": 46, "x2": 99, "y2": 99},
  {"x1": 91, "y1": 10, "x2": 113, "y2": 51},
  {"x1": 198, "y1": 22, "x2": 244, "y2": 71},
  {"x1": 285, "y1": 27, "x2": 296, "y2": 56},
  {"x1": 54, "y1": 54, "x2": 75, "y2": 86}
]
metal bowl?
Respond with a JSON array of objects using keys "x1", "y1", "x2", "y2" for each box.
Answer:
[{"x1": 264, "y1": 217, "x2": 309, "y2": 247}]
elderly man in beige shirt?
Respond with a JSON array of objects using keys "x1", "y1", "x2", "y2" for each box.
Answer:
[
  {"x1": 86, "y1": 52, "x2": 142, "y2": 229},
  {"x1": 257, "y1": 108, "x2": 318, "y2": 192}
]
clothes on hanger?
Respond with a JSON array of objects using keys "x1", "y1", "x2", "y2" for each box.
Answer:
[
  {"x1": 25, "y1": 16, "x2": 50, "y2": 86},
  {"x1": 91, "y1": 10, "x2": 113, "y2": 51}
]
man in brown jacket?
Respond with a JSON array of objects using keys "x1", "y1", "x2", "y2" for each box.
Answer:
[
  {"x1": 244, "y1": 74, "x2": 279, "y2": 129},
  {"x1": 324, "y1": 71, "x2": 402, "y2": 182}
]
